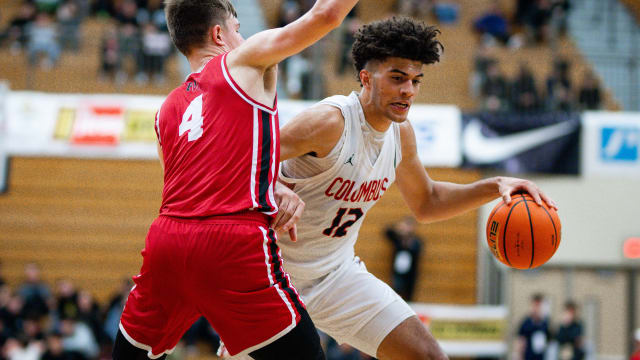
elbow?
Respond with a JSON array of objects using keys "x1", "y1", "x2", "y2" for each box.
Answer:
[
  {"x1": 312, "y1": 6, "x2": 342, "y2": 30},
  {"x1": 414, "y1": 208, "x2": 439, "y2": 224}
]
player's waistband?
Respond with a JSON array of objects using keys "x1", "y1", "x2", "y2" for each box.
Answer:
[{"x1": 160, "y1": 210, "x2": 270, "y2": 226}]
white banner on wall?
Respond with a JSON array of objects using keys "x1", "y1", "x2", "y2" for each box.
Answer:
[
  {"x1": 2, "y1": 91, "x2": 463, "y2": 166},
  {"x1": 581, "y1": 111, "x2": 640, "y2": 177},
  {"x1": 410, "y1": 303, "x2": 507, "y2": 357}
]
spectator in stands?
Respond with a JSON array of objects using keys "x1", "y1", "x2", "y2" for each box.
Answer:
[
  {"x1": 41, "y1": 331, "x2": 82, "y2": 360},
  {"x1": 473, "y1": 3, "x2": 511, "y2": 45},
  {"x1": 510, "y1": 63, "x2": 541, "y2": 112},
  {"x1": 99, "y1": 21, "x2": 121, "y2": 83},
  {"x1": 385, "y1": 217, "x2": 423, "y2": 302},
  {"x1": 546, "y1": 60, "x2": 573, "y2": 111},
  {"x1": 481, "y1": 61, "x2": 509, "y2": 112},
  {"x1": 526, "y1": 0, "x2": 553, "y2": 44},
  {"x1": 577, "y1": 70, "x2": 602, "y2": 110},
  {"x1": 0, "y1": 294, "x2": 23, "y2": 338},
  {"x1": 277, "y1": 0, "x2": 303, "y2": 81},
  {"x1": 0, "y1": 2, "x2": 37, "y2": 53},
  {"x1": 337, "y1": 7, "x2": 360, "y2": 75},
  {"x1": 55, "y1": 280, "x2": 78, "y2": 322},
  {"x1": 26, "y1": 12, "x2": 61, "y2": 70},
  {"x1": 286, "y1": 50, "x2": 312, "y2": 99},
  {"x1": 75, "y1": 291, "x2": 105, "y2": 348},
  {"x1": 516, "y1": 293, "x2": 551, "y2": 360},
  {"x1": 469, "y1": 43, "x2": 495, "y2": 98},
  {"x1": 34, "y1": 0, "x2": 62, "y2": 14},
  {"x1": 103, "y1": 278, "x2": 131, "y2": 343},
  {"x1": 0, "y1": 318, "x2": 8, "y2": 352},
  {"x1": 547, "y1": 82, "x2": 572, "y2": 112},
  {"x1": 514, "y1": 0, "x2": 534, "y2": 25},
  {"x1": 59, "y1": 318, "x2": 98, "y2": 359},
  {"x1": 555, "y1": 301, "x2": 585, "y2": 360},
  {"x1": 115, "y1": 0, "x2": 141, "y2": 80},
  {"x1": 550, "y1": 0, "x2": 571, "y2": 37},
  {"x1": 2, "y1": 336, "x2": 45, "y2": 360},
  {"x1": 138, "y1": 23, "x2": 172, "y2": 85},
  {"x1": 18, "y1": 264, "x2": 50, "y2": 320},
  {"x1": 56, "y1": 0, "x2": 82, "y2": 51},
  {"x1": 21, "y1": 317, "x2": 44, "y2": 343},
  {"x1": 395, "y1": 0, "x2": 433, "y2": 18}
]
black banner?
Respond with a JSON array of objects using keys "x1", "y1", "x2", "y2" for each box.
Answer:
[{"x1": 462, "y1": 112, "x2": 581, "y2": 174}]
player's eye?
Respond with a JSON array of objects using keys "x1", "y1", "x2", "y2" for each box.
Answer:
[{"x1": 412, "y1": 80, "x2": 421, "y2": 85}]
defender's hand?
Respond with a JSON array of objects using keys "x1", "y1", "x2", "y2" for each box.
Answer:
[
  {"x1": 272, "y1": 181, "x2": 304, "y2": 241},
  {"x1": 496, "y1": 177, "x2": 558, "y2": 209}
]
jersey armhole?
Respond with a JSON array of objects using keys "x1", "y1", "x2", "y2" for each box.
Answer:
[
  {"x1": 393, "y1": 123, "x2": 403, "y2": 168},
  {"x1": 221, "y1": 53, "x2": 277, "y2": 115}
]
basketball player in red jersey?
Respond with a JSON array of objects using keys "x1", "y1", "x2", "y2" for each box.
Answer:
[
  {"x1": 112, "y1": 1, "x2": 359, "y2": 359},
  {"x1": 277, "y1": 18, "x2": 558, "y2": 360}
]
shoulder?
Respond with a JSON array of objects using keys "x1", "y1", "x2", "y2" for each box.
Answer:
[
  {"x1": 397, "y1": 120, "x2": 417, "y2": 153},
  {"x1": 285, "y1": 103, "x2": 344, "y2": 136},
  {"x1": 281, "y1": 103, "x2": 345, "y2": 159}
]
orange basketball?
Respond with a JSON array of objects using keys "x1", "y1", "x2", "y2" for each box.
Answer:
[{"x1": 486, "y1": 193, "x2": 561, "y2": 269}]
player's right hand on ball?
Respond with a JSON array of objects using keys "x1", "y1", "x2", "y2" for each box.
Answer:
[{"x1": 272, "y1": 181, "x2": 305, "y2": 242}]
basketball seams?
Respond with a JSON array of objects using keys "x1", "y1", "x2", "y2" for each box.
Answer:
[
  {"x1": 520, "y1": 195, "x2": 536, "y2": 269},
  {"x1": 501, "y1": 199, "x2": 525, "y2": 267},
  {"x1": 539, "y1": 205, "x2": 559, "y2": 251}
]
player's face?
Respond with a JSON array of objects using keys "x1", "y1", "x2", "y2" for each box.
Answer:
[
  {"x1": 368, "y1": 57, "x2": 424, "y2": 123},
  {"x1": 221, "y1": 15, "x2": 244, "y2": 50}
]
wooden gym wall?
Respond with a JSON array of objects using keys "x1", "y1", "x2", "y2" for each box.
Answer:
[{"x1": 0, "y1": 158, "x2": 480, "y2": 304}]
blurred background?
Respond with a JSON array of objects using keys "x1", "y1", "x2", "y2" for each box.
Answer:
[{"x1": 0, "y1": 0, "x2": 638, "y2": 359}]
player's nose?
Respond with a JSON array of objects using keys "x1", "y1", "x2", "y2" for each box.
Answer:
[{"x1": 400, "y1": 80, "x2": 415, "y2": 98}]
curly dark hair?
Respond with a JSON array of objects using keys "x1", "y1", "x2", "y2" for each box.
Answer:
[{"x1": 352, "y1": 17, "x2": 443, "y2": 81}]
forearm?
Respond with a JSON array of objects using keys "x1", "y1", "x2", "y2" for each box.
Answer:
[
  {"x1": 417, "y1": 177, "x2": 499, "y2": 223},
  {"x1": 310, "y1": 0, "x2": 359, "y2": 25}
]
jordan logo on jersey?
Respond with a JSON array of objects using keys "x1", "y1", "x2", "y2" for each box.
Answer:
[
  {"x1": 324, "y1": 177, "x2": 389, "y2": 203},
  {"x1": 344, "y1": 154, "x2": 355, "y2": 166}
]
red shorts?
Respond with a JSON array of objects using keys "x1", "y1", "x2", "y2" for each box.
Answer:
[{"x1": 119, "y1": 212, "x2": 305, "y2": 358}]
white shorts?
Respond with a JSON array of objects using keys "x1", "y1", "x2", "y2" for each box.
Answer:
[{"x1": 291, "y1": 257, "x2": 416, "y2": 357}]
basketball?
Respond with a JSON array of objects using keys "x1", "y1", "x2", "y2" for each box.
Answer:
[{"x1": 486, "y1": 193, "x2": 561, "y2": 269}]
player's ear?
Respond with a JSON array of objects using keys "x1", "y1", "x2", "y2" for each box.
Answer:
[
  {"x1": 359, "y1": 69, "x2": 371, "y2": 89},
  {"x1": 211, "y1": 24, "x2": 225, "y2": 46}
]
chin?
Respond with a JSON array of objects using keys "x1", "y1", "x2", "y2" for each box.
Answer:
[{"x1": 387, "y1": 113, "x2": 408, "y2": 123}]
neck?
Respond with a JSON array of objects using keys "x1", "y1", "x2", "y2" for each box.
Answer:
[
  {"x1": 357, "y1": 90, "x2": 392, "y2": 132},
  {"x1": 187, "y1": 45, "x2": 229, "y2": 73}
]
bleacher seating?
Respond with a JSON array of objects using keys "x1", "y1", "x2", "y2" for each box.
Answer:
[{"x1": 0, "y1": 157, "x2": 162, "y2": 303}]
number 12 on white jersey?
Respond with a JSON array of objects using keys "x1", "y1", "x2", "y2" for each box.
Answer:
[{"x1": 179, "y1": 94, "x2": 204, "y2": 142}]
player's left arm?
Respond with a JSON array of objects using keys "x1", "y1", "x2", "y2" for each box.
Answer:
[{"x1": 394, "y1": 121, "x2": 556, "y2": 224}]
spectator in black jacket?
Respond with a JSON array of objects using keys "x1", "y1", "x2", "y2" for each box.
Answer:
[
  {"x1": 385, "y1": 217, "x2": 423, "y2": 302},
  {"x1": 578, "y1": 70, "x2": 602, "y2": 110},
  {"x1": 556, "y1": 301, "x2": 585, "y2": 360}
]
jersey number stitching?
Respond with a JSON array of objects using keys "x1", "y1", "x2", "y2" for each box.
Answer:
[
  {"x1": 322, "y1": 208, "x2": 363, "y2": 238},
  {"x1": 179, "y1": 94, "x2": 204, "y2": 142}
]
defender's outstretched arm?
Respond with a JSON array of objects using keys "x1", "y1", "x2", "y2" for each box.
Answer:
[{"x1": 229, "y1": 0, "x2": 359, "y2": 69}]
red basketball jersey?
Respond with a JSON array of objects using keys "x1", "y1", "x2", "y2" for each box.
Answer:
[{"x1": 155, "y1": 53, "x2": 279, "y2": 218}]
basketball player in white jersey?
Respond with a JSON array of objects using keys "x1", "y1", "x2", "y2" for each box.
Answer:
[{"x1": 275, "y1": 18, "x2": 558, "y2": 360}]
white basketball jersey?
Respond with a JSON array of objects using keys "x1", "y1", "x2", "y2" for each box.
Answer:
[{"x1": 279, "y1": 92, "x2": 402, "y2": 280}]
